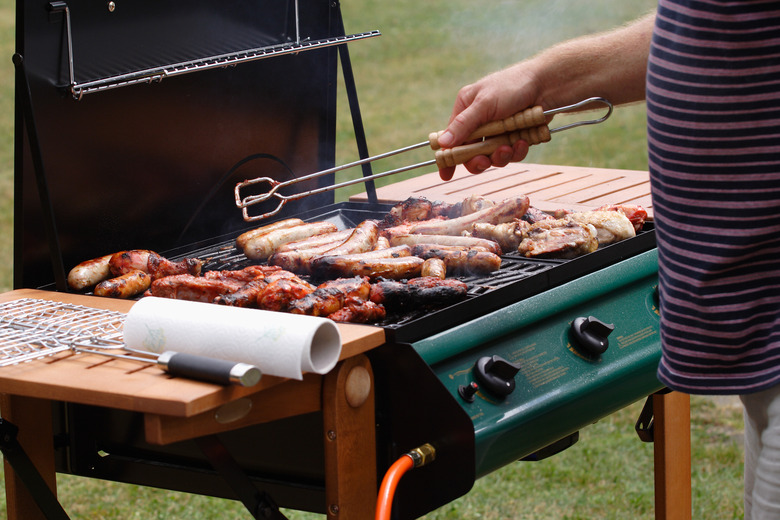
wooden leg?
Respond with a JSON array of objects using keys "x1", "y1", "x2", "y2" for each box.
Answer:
[
  {"x1": 654, "y1": 391, "x2": 692, "y2": 520},
  {"x1": 322, "y1": 355, "x2": 377, "y2": 519},
  {"x1": 0, "y1": 395, "x2": 58, "y2": 520}
]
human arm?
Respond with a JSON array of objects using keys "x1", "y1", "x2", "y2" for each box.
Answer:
[{"x1": 437, "y1": 11, "x2": 656, "y2": 180}]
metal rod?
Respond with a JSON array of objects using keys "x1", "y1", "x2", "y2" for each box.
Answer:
[{"x1": 235, "y1": 97, "x2": 613, "y2": 221}]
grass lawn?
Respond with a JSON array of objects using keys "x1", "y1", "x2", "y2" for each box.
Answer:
[{"x1": 0, "y1": 0, "x2": 745, "y2": 518}]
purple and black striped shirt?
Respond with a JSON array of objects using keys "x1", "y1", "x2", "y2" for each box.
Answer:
[{"x1": 648, "y1": 0, "x2": 780, "y2": 394}]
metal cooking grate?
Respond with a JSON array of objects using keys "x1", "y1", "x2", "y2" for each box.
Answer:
[{"x1": 0, "y1": 299, "x2": 126, "y2": 366}]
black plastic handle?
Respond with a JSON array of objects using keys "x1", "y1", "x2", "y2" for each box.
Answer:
[{"x1": 157, "y1": 352, "x2": 262, "y2": 387}]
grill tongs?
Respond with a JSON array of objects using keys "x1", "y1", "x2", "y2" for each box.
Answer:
[{"x1": 234, "y1": 97, "x2": 613, "y2": 222}]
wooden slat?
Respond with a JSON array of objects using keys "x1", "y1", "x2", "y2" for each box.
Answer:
[{"x1": 352, "y1": 163, "x2": 653, "y2": 219}]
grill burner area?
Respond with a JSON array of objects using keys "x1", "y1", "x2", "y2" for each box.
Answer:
[{"x1": 169, "y1": 201, "x2": 655, "y2": 343}]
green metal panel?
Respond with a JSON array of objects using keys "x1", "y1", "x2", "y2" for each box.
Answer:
[{"x1": 413, "y1": 249, "x2": 663, "y2": 477}]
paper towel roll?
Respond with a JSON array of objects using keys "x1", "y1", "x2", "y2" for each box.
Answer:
[{"x1": 123, "y1": 297, "x2": 342, "y2": 380}]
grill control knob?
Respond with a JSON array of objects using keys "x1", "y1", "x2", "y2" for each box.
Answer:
[
  {"x1": 458, "y1": 381, "x2": 479, "y2": 402},
  {"x1": 473, "y1": 355, "x2": 521, "y2": 399},
  {"x1": 570, "y1": 316, "x2": 614, "y2": 356}
]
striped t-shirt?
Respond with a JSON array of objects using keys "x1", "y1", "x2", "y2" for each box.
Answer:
[{"x1": 648, "y1": 0, "x2": 780, "y2": 395}]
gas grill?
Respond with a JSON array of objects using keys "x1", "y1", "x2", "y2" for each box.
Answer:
[{"x1": 5, "y1": 1, "x2": 690, "y2": 519}]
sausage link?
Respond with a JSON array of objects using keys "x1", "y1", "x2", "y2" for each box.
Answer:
[
  {"x1": 236, "y1": 218, "x2": 305, "y2": 250},
  {"x1": 93, "y1": 270, "x2": 151, "y2": 299},
  {"x1": 242, "y1": 221, "x2": 339, "y2": 260},
  {"x1": 67, "y1": 254, "x2": 113, "y2": 290},
  {"x1": 421, "y1": 258, "x2": 447, "y2": 279}
]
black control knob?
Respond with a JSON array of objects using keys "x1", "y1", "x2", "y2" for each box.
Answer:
[
  {"x1": 570, "y1": 316, "x2": 614, "y2": 356},
  {"x1": 458, "y1": 382, "x2": 479, "y2": 402},
  {"x1": 473, "y1": 355, "x2": 521, "y2": 398}
]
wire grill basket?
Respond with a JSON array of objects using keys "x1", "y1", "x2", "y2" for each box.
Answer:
[{"x1": 0, "y1": 299, "x2": 126, "y2": 366}]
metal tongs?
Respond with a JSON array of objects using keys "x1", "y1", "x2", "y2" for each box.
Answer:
[{"x1": 234, "y1": 96, "x2": 613, "y2": 222}]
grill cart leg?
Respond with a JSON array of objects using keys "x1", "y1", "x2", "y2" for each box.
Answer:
[
  {"x1": 0, "y1": 395, "x2": 69, "y2": 520},
  {"x1": 636, "y1": 390, "x2": 692, "y2": 520},
  {"x1": 322, "y1": 355, "x2": 377, "y2": 519}
]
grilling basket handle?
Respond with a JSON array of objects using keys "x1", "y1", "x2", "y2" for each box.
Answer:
[{"x1": 157, "y1": 351, "x2": 262, "y2": 387}]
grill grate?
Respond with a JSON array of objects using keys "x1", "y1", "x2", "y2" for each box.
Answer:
[{"x1": 0, "y1": 299, "x2": 126, "y2": 366}]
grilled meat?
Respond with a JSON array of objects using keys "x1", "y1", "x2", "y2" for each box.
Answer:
[
  {"x1": 328, "y1": 299, "x2": 387, "y2": 323},
  {"x1": 410, "y1": 245, "x2": 502, "y2": 275},
  {"x1": 517, "y1": 219, "x2": 598, "y2": 259},
  {"x1": 203, "y1": 265, "x2": 278, "y2": 284},
  {"x1": 421, "y1": 258, "x2": 447, "y2": 279},
  {"x1": 471, "y1": 220, "x2": 532, "y2": 253},
  {"x1": 594, "y1": 204, "x2": 648, "y2": 232},
  {"x1": 94, "y1": 270, "x2": 151, "y2": 299},
  {"x1": 148, "y1": 274, "x2": 246, "y2": 303},
  {"x1": 390, "y1": 195, "x2": 530, "y2": 237},
  {"x1": 214, "y1": 278, "x2": 268, "y2": 307},
  {"x1": 318, "y1": 220, "x2": 379, "y2": 257},
  {"x1": 389, "y1": 233, "x2": 502, "y2": 255},
  {"x1": 67, "y1": 254, "x2": 113, "y2": 290},
  {"x1": 108, "y1": 249, "x2": 153, "y2": 276},
  {"x1": 236, "y1": 218, "x2": 305, "y2": 251},
  {"x1": 147, "y1": 253, "x2": 203, "y2": 280},
  {"x1": 289, "y1": 276, "x2": 372, "y2": 317},
  {"x1": 521, "y1": 207, "x2": 554, "y2": 224},
  {"x1": 275, "y1": 229, "x2": 353, "y2": 253},
  {"x1": 241, "y1": 221, "x2": 339, "y2": 261},
  {"x1": 258, "y1": 277, "x2": 316, "y2": 311},
  {"x1": 309, "y1": 246, "x2": 418, "y2": 280},
  {"x1": 565, "y1": 210, "x2": 636, "y2": 245},
  {"x1": 382, "y1": 195, "x2": 497, "y2": 227},
  {"x1": 369, "y1": 277, "x2": 468, "y2": 310}
]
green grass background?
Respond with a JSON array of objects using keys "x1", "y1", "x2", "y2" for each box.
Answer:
[{"x1": 0, "y1": 0, "x2": 745, "y2": 518}]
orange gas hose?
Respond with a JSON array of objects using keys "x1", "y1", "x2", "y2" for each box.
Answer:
[{"x1": 375, "y1": 454, "x2": 414, "y2": 520}]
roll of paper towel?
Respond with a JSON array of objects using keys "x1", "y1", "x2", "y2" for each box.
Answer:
[{"x1": 123, "y1": 297, "x2": 342, "y2": 380}]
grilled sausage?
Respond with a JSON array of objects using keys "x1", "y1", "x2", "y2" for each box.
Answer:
[
  {"x1": 147, "y1": 253, "x2": 203, "y2": 280},
  {"x1": 108, "y1": 250, "x2": 154, "y2": 276},
  {"x1": 235, "y1": 218, "x2": 305, "y2": 251},
  {"x1": 411, "y1": 246, "x2": 502, "y2": 275},
  {"x1": 67, "y1": 254, "x2": 113, "y2": 290},
  {"x1": 318, "y1": 220, "x2": 379, "y2": 257},
  {"x1": 275, "y1": 229, "x2": 354, "y2": 253},
  {"x1": 389, "y1": 234, "x2": 502, "y2": 255},
  {"x1": 421, "y1": 258, "x2": 447, "y2": 279},
  {"x1": 309, "y1": 246, "x2": 413, "y2": 279},
  {"x1": 269, "y1": 239, "x2": 354, "y2": 274},
  {"x1": 241, "y1": 221, "x2": 339, "y2": 260},
  {"x1": 312, "y1": 255, "x2": 424, "y2": 280},
  {"x1": 93, "y1": 270, "x2": 151, "y2": 299},
  {"x1": 408, "y1": 195, "x2": 530, "y2": 236}
]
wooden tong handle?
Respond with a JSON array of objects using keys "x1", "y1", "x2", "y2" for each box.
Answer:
[
  {"x1": 428, "y1": 105, "x2": 546, "y2": 150},
  {"x1": 434, "y1": 125, "x2": 551, "y2": 169}
]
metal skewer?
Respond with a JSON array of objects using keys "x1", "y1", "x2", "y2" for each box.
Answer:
[{"x1": 235, "y1": 97, "x2": 613, "y2": 222}]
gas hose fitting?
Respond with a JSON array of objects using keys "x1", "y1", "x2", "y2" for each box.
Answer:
[{"x1": 407, "y1": 443, "x2": 436, "y2": 468}]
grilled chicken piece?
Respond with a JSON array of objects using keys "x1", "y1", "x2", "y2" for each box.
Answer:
[
  {"x1": 258, "y1": 278, "x2": 316, "y2": 311},
  {"x1": 594, "y1": 204, "x2": 648, "y2": 232},
  {"x1": 214, "y1": 278, "x2": 269, "y2": 307},
  {"x1": 289, "y1": 276, "x2": 372, "y2": 317},
  {"x1": 147, "y1": 253, "x2": 203, "y2": 280},
  {"x1": 369, "y1": 277, "x2": 468, "y2": 310},
  {"x1": 565, "y1": 210, "x2": 636, "y2": 245},
  {"x1": 148, "y1": 274, "x2": 246, "y2": 303},
  {"x1": 517, "y1": 219, "x2": 598, "y2": 259},
  {"x1": 521, "y1": 207, "x2": 555, "y2": 224},
  {"x1": 203, "y1": 265, "x2": 279, "y2": 284},
  {"x1": 471, "y1": 220, "x2": 532, "y2": 253},
  {"x1": 328, "y1": 299, "x2": 387, "y2": 323}
]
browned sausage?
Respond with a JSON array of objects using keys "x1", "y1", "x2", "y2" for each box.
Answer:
[
  {"x1": 242, "y1": 221, "x2": 339, "y2": 260},
  {"x1": 275, "y1": 229, "x2": 353, "y2": 252},
  {"x1": 67, "y1": 254, "x2": 113, "y2": 290},
  {"x1": 311, "y1": 254, "x2": 424, "y2": 280},
  {"x1": 93, "y1": 270, "x2": 151, "y2": 299},
  {"x1": 390, "y1": 234, "x2": 501, "y2": 255},
  {"x1": 411, "y1": 246, "x2": 502, "y2": 275},
  {"x1": 108, "y1": 250, "x2": 154, "y2": 276},
  {"x1": 408, "y1": 195, "x2": 530, "y2": 236},
  {"x1": 318, "y1": 220, "x2": 379, "y2": 257},
  {"x1": 235, "y1": 218, "x2": 305, "y2": 250},
  {"x1": 421, "y1": 258, "x2": 447, "y2": 279}
]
